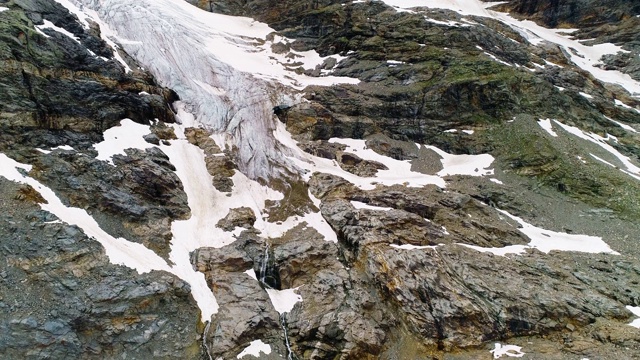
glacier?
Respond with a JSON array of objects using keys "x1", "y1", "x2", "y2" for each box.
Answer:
[{"x1": 56, "y1": 0, "x2": 358, "y2": 179}]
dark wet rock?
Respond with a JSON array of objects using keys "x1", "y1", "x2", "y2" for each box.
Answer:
[{"x1": 0, "y1": 179, "x2": 202, "y2": 359}]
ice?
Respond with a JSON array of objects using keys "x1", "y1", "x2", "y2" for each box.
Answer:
[
  {"x1": 237, "y1": 340, "x2": 272, "y2": 359},
  {"x1": 627, "y1": 306, "x2": 640, "y2": 328},
  {"x1": 93, "y1": 119, "x2": 155, "y2": 165},
  {"x1": 65, "y1": 0, "x2": 358, "y2": 179},
  {"x1": 266, "y1": 287, "x2": 303, "y2": 315},
  {"x1": 36, "y1": 20, "x2": 81, "y2": 43},
  {"x1": 537, "y1": 118, "x2": 558, "y2": 137},
  {"x1": 351, "y1": 201, "x2": 393, "y2": 211},
  {"x1": 490, "y1": 343, "x2": 525, "y2": 358}
]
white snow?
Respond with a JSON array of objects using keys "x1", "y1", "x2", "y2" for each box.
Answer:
[
  {"x1": 351, "y1": 201, "x2": 393, "y2": 211},
  {"x1": 266, "y1": 287, "x2": 303, "y2": 315},
  {"x1": 36, "y1": 20, "x2": 81, "y2": 43},
  {"x1": 490, "y1": 178, "x2": 504, "y2": 185},
  {"x1": 379, "y1": 0, "x2": 640, "y2": 96},
  {"x1": 244, "y1": 269, "x2": 258, "y2": 281},
  {"x1": 579, "y1": 92, "x2": 594, "y2": 99},
  {"x1": 554, "y1": 120, "x2": 640, "y2": 179},
  {"x1": 590, "y1": 153, "x2": 618, "y2": 168},
  {"x1": 627, "y1": 306, "x2": 640, "y2": 328},
  {"x1": 605, "y1": 116, "x2": 637, "y2": 133},
  {"x1": 499, "y1": 209, "x2": 619, "y2": 254},
  {"x1": 93, "y1": 119, "x2": 154, "y2": 164},
  {"x1": 461, "y1": 129, "x2": 475, "y2": 135},
  {"x1": 0, "y1": 153, "x2": 173, "y2": 275},
  {"x1": 0, "y1": 7, "x2": 9, "y2": 12},
  {"x1": 490, "y1": 343, "x2": 525, "y2": 358},
  {"x1": 460, "y1": 244, "x2": 528, "y2": 256},
  {"x1": 237, "y1": 340, "x2": 272, "y2": 359},
  {"x1": 444, "y1": 129, "x2": 458, "y2": 133},
  {"x1": 424, "y1": 145, "x2": 495, "y2": 177},
  {"x1": 390, "y1": 244, "x2": 438, "y2": 250},
  {"x1": 538, "y1": 118, "x2": 558, "y2": 137},
  {"x1": 425, "y1": 17, "x2": 469, "y2": 27},
  {"x1": 615, "y1": 100, "x2": 640, "y2": 114},
  {"x1": 462, "y1": 208, "x2": 618, "y2": 256}
]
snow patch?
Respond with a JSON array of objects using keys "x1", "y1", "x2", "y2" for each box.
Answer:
[
  {"x1": 237, "y1": 340, "x2": 272, "y2": 359},
  {"x1": 605, "y1": 116, "x2": 637, "y2": 133},
  {"x1": 538, "y1": 118, "x2": 558, "y2": 137},
  {"x1": 93, "y1": 119, "x2": 154, "y2": 165},
  {"x1": 351, "y1": 201, "x2": 393, "y2": 211},
  {"x1": 390, "y1": 244, "x2": 438, "y2": 250},
  {"x1": 424, "y1": 145, "x2": 495, "y2": 177},
  {"x1": 379, "y1": 0, "x2": 640, "y2": 96},
  {"x1": 615, "y1": 100, "x2": 640, "y2": 114},
  {"x1": 490, "y1": 343, "x2": 525, "y2": 358},
  {"x1": 36, "y1": 20, "x2": 81, "y2": 43},
  {"x1": 554, "y1": 120, "x2": 640, "y2": 179},
  {"x1": 266, "y1": 287, "x2": 303, "y2": 315},
  {"x1": 627, "y1": 306, "x2": 640, "y2": 328},
  {"x1": 0, "y1": 7, "x2": 9, "y2": 12}
]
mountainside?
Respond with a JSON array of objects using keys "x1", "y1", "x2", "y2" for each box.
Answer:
[{"x1": 0, "y1": 0, "x2": 640, "y2": 359}]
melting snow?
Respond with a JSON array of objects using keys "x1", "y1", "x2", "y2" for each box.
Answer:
[
  {"x1": 424, "y1": 145, "x2": 495, "y2": 177},
  {"x1": 35, "y1": 20, "x2": 80, "y2": 43},
  {"x1": 351, "y1": 201, "x2": 393, "y2": 211},
  {"x1": 490, "y1": 343, "x2": 525, "y2": 358},
  {"x1": 266, "y1": 287, "x2": 303, "y2": 315},
  {"x1": 390, "y1": 244, "x2": 438, "y2": 250},
  {"x1": 462, "y1": 209, "x2": 618, "y2": 256},
  {"x1": 538, "y1": 118, "x2": 558, "y2": 137},
  {"x1": 93, "y1": 119, "x2": 154, "y2": 164},
  {"x1": 379, "y1": 0, "x2": 640, "y2": 96},
  {"x1": 615, "y1": 100, "x2": 640, "y2": 114},
  {"x1": 554, "y1": 120, "x2": 640, "y2": 179},
  {"x1": 627, "y1": 306, "x2": 640, "y2": 328},
  {"x1": 605, "y1": 116, "x2": 637, "y2": 133},
  {"x1": 237, "y1": 340, "x2": 272, "y2": 359}
]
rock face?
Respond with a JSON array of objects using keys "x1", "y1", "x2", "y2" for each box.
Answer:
[
  {"x1": 0, "y1": 1, "x2": 203, "y2": 358},
  {"x1": 2, "y1": 0, "x2": 640, "y2": 359}
]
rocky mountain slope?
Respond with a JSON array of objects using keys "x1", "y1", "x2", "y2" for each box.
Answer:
[{"x1": 1, "y1": 0, "x2": 640, "y2": 359}]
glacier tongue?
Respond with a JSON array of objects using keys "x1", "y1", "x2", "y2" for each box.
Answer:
[{"x1": 63, "y1": 0, "x2": 358, "y2": 179}]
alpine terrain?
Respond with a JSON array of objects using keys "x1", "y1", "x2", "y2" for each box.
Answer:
[{"x1": 1, "y1": 0, "x2": 640, "y2": 359}]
